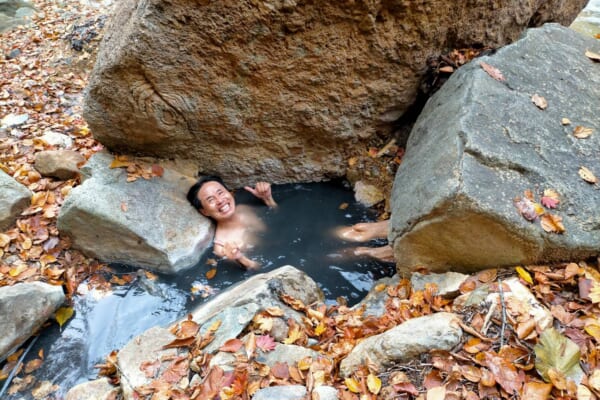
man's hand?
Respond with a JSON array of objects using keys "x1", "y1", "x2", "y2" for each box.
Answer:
[{"x1": 244, "y1": 182, "x2": 277, "y2": 207}]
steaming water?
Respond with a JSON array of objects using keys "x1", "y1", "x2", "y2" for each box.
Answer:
[{"x1": 2, "y1": 181, "x2": 395, "y2": 399}]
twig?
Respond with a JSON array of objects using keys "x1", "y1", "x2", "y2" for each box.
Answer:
[
  {"x1": 498, "y1": 278, "x2": 507, "y2": 348},
  {"x1": 376, "y1": 139, "x2": 396, "y2": 157},
  {"x1": 481, "y1": 302, "x2": 496, "y2": 335},
  {"x1": 457, "y1": 320, "x2": 494, "y2": 342},
  {"x1": 0, "y1": 336, "x2": 39, "y2": 398}
]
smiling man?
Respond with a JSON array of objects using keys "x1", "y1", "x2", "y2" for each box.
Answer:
[{"x1": 187, "y1": 176, "x2": 277, "y2": 270}]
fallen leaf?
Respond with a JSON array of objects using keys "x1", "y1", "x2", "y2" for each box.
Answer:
[
  {"x1": 283, "y1": 324, "x2": 303, "y2": 345},
  {"x1": 522, "y1": 381, "x2": 552, "y2": 400},
  {"x1": 219, "y1": 339, "x2": 243, "y2": 353},
  {"x1": 439, "y1": 65, "x2": 454, "y2": 73},
  {"x1": 577, "y1": 384, "x2": 594, "y2": 400},
  {"x1": 314, "y1": 322, "x2": 326, "y2": 336},
  {"x1": 345, "y1": 377, "x2": 361, "y2": 393},
  {"x1": 479, "y1": 62, "x2": 505, "y2": 81},
  {"x1": 514, "y1": 197, "x2": 538, "y2": 221},
  {"x1": 272, "y1": 362, "x2": 290, "y2": 380},
  {"x1": 516, "y1": 266, "x2": 534, "y2": 284},
  {"x1": 151, "y1": 164, "x2": 164, "y2": 177},
  {"x1": 588, "y1": 369, "x2": 600, "y2": 391},
  {"x1": 338, "y1": 202, "x2": 349, "y2": 210},
  {"x1": 120, "y1": 202, "x2": 127, "y2": 212},
  {"x1": 426, "y1": 385, "x2": 447, "y2": 400},
  {"x1": 534, "y1": 327, "x2": 584, "y2": 384},
  {"x1": 55, "y1": 307, "x2": 74, "y2": 328},
  {"x1": 109, "y1": 155, "x2": 131, "y2": 169},
  {"x1": 253, "y1": 314, "x2": 273, "y2": 332},
  {"x1": 484, "y1": 352, "x2": 524, "y2": 394},
  {"x1": 265, "y1": 307, "x2": 284, "y2": 316},
  {"x1": 541, "y1": 189, "x2": 560, "y2": 209},
  {"x1": 585, "y1": 49, "x2": 600, "y2": 62},
  {"x1": 531, "y1": 94, "x2": 548, "y2": 110},
  {"x1": 0, "y1": 233, "x2": 11, "y2": 247},
  {"x1": 256, "y1": 335, "x2": 276, "y2": 352},
  {"x1": 367, "y1": 374, "x2": 381, "y2": 394},
  {"x1": 24, "y1": 359, "x2": 43, "y2": 374},
  {"x1": 573, "y1": 126, "x2": 593, "y2": 139},
  {"x1": 579, "y1": 166, "x2": 598, "y2": 184},
  {"x1": 561, "y1": 118, "x2": 571, "y2": 125},
  {"x1": 540, "y1": 214, "x2": 565, "y2": 234},
  {"x1": 205, "y1": 268, "x2": 217, "y2": 280}
]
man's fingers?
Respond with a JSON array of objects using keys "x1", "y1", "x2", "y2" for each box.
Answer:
[{"x1": 244, "y1": 185, "x2": 257, "y2": 195}]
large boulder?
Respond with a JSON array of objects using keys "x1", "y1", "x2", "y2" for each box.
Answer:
[
  {"x1": 116, "y1": 266, "x2": 323, "y2": 399},
  {"x1": 57, "y1": 151, "x2": 213, "y2": 274},
  {"x1": 389, "y1": 24, "x2": 600, "y2": 274},
  {"x1": 83, "y1": 0, "x2": 586, "y2": 186},
  {"x1": 0, "y1": 169, "x2": 31, "y2": 230},
  {"x1": 0, "y1": 282, "x2": 65, "y2": 361}
]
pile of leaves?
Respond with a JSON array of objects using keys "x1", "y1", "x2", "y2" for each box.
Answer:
[{"x1": 92, "y1": 261, "x2": 600, "y2": 400}]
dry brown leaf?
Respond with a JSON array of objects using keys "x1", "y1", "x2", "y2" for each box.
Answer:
[
  {"x1": 573, "y1": 126, "x2": 593, "y2": 139},
  {"x1": 531, "y1": 94, "x2": 548, "y2": 110},
  {"x1": 579, "y1": 166, "x2": 598, "y2": 184},
  {"x1": 585, "y1": 50, "x2": 600, "y2": 62},
  {"x1": 540, "y1": 214, "x2": 565, "y2": 234},
  {"x1": 479, "y1": 62, "x2": 505, "y2": 81},
  {"x1": 522, "y1": 381, "x2": 552, "y2": 400},
  {"x1": 205, "y1": 268, "x2": 217, "y2": 280},
  {"x1": 561, "y1": 118, "x2": 571, "y2": 125},
  {"x1": 588, "y1": 369, "x2": 600, "y2": 391}
]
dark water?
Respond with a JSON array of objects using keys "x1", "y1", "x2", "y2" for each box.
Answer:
[{"x1": 2, "y1": 181, "x2": 394, "y2": 399}]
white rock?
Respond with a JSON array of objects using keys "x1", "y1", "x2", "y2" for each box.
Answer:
[{"x1": 1, "y1": 113, "x2": 29, "y2": 128}]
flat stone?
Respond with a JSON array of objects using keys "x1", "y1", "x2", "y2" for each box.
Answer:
[
  {"x1": 34, "y1": 149, "x2": 86, "y2": 180},
  {"x1": 57, "y1": 151, "x2": 213, "y2": 274},
  {"x1": 0, "y1": 169, "x2": 31, "y2": 230},
  {"x1": 255, "y1": 343, "x2": 323, "y2": 368},
  {"x1": 0, "y1": 282, "x2": 65, "y2": 361},
  {"x1": 39, "y1": 130, "x2": 73, "y2": 148},
  {"x1": 351, "y1": 275, "x2": 399, "y2": 318},
  {"x1": 339, "y1": 312, "x2": 462, "y2": 377},
  {"x1": 411, "y1": 271, "x2": 468, "y2": 299},
  {"x1": 353, "y1": 180, "x2": 385, "y2": 207},
  {"x1": 252, "y1": 385, "x2": 307, "y2": 400},
  {"x1": 117, "y1": 326, "x2": 181, "y2": 400},
  {"x1": 390, "y1": 24, "x2": 600, "y2": 274},
  {"x1": 0, "y1": 113, "x2": 28, "y2": 128},
  {"x1": 65, "y1": 377, "x2": 120, "y2": 400}
]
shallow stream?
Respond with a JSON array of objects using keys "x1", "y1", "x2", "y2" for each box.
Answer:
[{"x1": 2, "y1": 181, "x2": 395, "y2": 399}]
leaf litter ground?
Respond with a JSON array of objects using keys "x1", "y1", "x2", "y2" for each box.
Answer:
[{"x1": 1, "y1": 1, "x2": 600, "y2": 399}]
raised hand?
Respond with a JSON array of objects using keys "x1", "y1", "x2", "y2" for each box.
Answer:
[{"x1": 244, "y1": 182, "x2": 277, "y2": 207}]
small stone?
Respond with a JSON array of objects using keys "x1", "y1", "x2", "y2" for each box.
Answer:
[
  {"x1": 0, "y1": 170, "x2": 32, "y2": 231},
  {"x1": 6, "y1": 48, "x2": 21, "y2": 60},
  {"x1": 65, "y1": 377, "x2": 120, "y2": 400},
  {"x1": 252, "y1": 385, "x2": 307, "y2": 400},
  {"x1": 34, "y1": 150, "x2": 86, "y2": 180},
  {"x1": 40, "y1": 130, "x2": 73, "y2": 148},
  {"x1": 353, "y1": 180, "x2": 385, "y2": 207},
  {"x1": 411, "y1": 271, "x2": 468, "y2": 299},
  {"x1": 1, "y1": 113, "x2": 29, "y2": 128}
]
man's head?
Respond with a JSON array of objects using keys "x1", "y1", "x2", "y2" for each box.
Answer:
[{"x1": 187, "y1": 176, "x2": 235, "y2": 221}]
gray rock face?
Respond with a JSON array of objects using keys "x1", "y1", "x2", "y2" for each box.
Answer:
[
  {"x1": 0, "y1": 169, "x2": 31, "y2": 230},
  {"x1": 116, "y1": 266, "x2": 322, "y2": 399},
  {"x1": 34, "y1": 149, "x2": 86, "y2": 180},
  {"x1": 339, "y1": 312, "x2": 462, "y2": 377},
  {"x1": 65, "y1": 378, "x2": 120, "y2": 400},
  {"x1": 255, "y1": 343, "x2": 323, "y2": 368},
  {"x1": 83, "y1": 0, "x2": 585, "y2": 186},
  {"x1": 0, "y1": 282, "x2": 65, "y2": 361},
  {"x1": 351, "y1": 275, "x2": 399, "y2": 318},
  {"x1": 57, "y1": 151, "x2": 213, "y2": 274},
  {"x1": 390, "y1": 24, "x2": 600, "y2": 274}
]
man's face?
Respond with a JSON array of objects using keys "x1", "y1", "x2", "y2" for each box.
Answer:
[{"x1": 197, "y1": 181, "x2": 235, "y2": 221}]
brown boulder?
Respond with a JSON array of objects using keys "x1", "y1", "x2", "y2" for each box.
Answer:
[
  {"x1": 34, "y1": 150, "x2": 85, "y2": 180},
  {"x1": 84, "y1": 0, "x2": 585, "y2": 186}
]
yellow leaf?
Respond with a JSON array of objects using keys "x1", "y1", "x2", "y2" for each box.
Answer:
[
  {"x1": 540, "y1": 214, "x2": 565, "y2": 234},
  {"x1": 283, "y1": 325, "x2": 303, "y2": 345},
  {"x1": 109, "y1": 156, "x2": 131, "y2": 169},
  {"x1": 207, "y1": 320, "x2": 222, "y2": 332},
  {"x1": 579, "y1": 166, "x2": 598, "y2": 184},
  {"x1": 0, "y1": 233, "x2": 11, "y2": 247},
  {"x1": 367, "y1": 374, "x2": 381, "y2": 395},
  {"x1": 573, "y1": 126, "x2": 593, "y2": 139},
  {"x1": 345, "y1": 377, "x2": 361, "y2": 393},
  {"x1": 253, "y1": 314, "x2": 273, "y2": 332},
  {"x1": 533, "y1": 202, "x2": 545, "y2": 216},
  {"x1": 31, "y1": 191, "x2": 48, "y2": 207},
  {"x1": 9, "y1": 264, "x2": 27, "y2": 277},
  {"x1": 55, "y1": 307, "x2": 74, "y2": 328},
  {"x1": 374, "y1": 283, "x2": 387, "y2": 292},
  {"x1": 297, "y1": 357, "x2": 312, "y2": 371},
  {"x1": 590, "y1": 283, "x2": 600, "y2": 304},
  {"x1": 516, "y1": 266, "x2": 534, "y2": 285},
  {"x1": 265, "y1": 307, "x2": 284, "y2": 316},
  {"x1": 314, "y1": 322, "x2": 326, "y2": 336},
  {"x1": 584, "y1": 324, "x2": 600, "y2": 341}
]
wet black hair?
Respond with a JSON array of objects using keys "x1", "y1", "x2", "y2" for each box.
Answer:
[{"x1": 186, "y1": 175, "x2": 229, "y2": 210}]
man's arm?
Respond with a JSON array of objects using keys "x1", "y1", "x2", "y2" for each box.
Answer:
[{"x1": 244, "y1": 182, "x2": 277, "y2": 208}]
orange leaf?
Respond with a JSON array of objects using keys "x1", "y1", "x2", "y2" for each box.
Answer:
[
  {"x1": 109, "y1": 156, "x2": 131, "y2": 169},
  {"x1": 479, "y1": 62, "x2": 505, "y2": 81},
  {"x1": 522, "y1": 381, "x2": 552, "y2": 400},
  {"x1": 219, "y1": 338, "x2": 243, "y2": 353},
  {"x1": 540, "y1": 214, "x2": 565, "y2": 234},
  {"x1": 345, "y1": 377, "x2": 361, "y2": 393},
  {"x1": 205, "y1": 268, "x2": 217, "y2": 280},
  {"x1": 151, "y1": 164, "x2": 164, "y2": 177}
]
